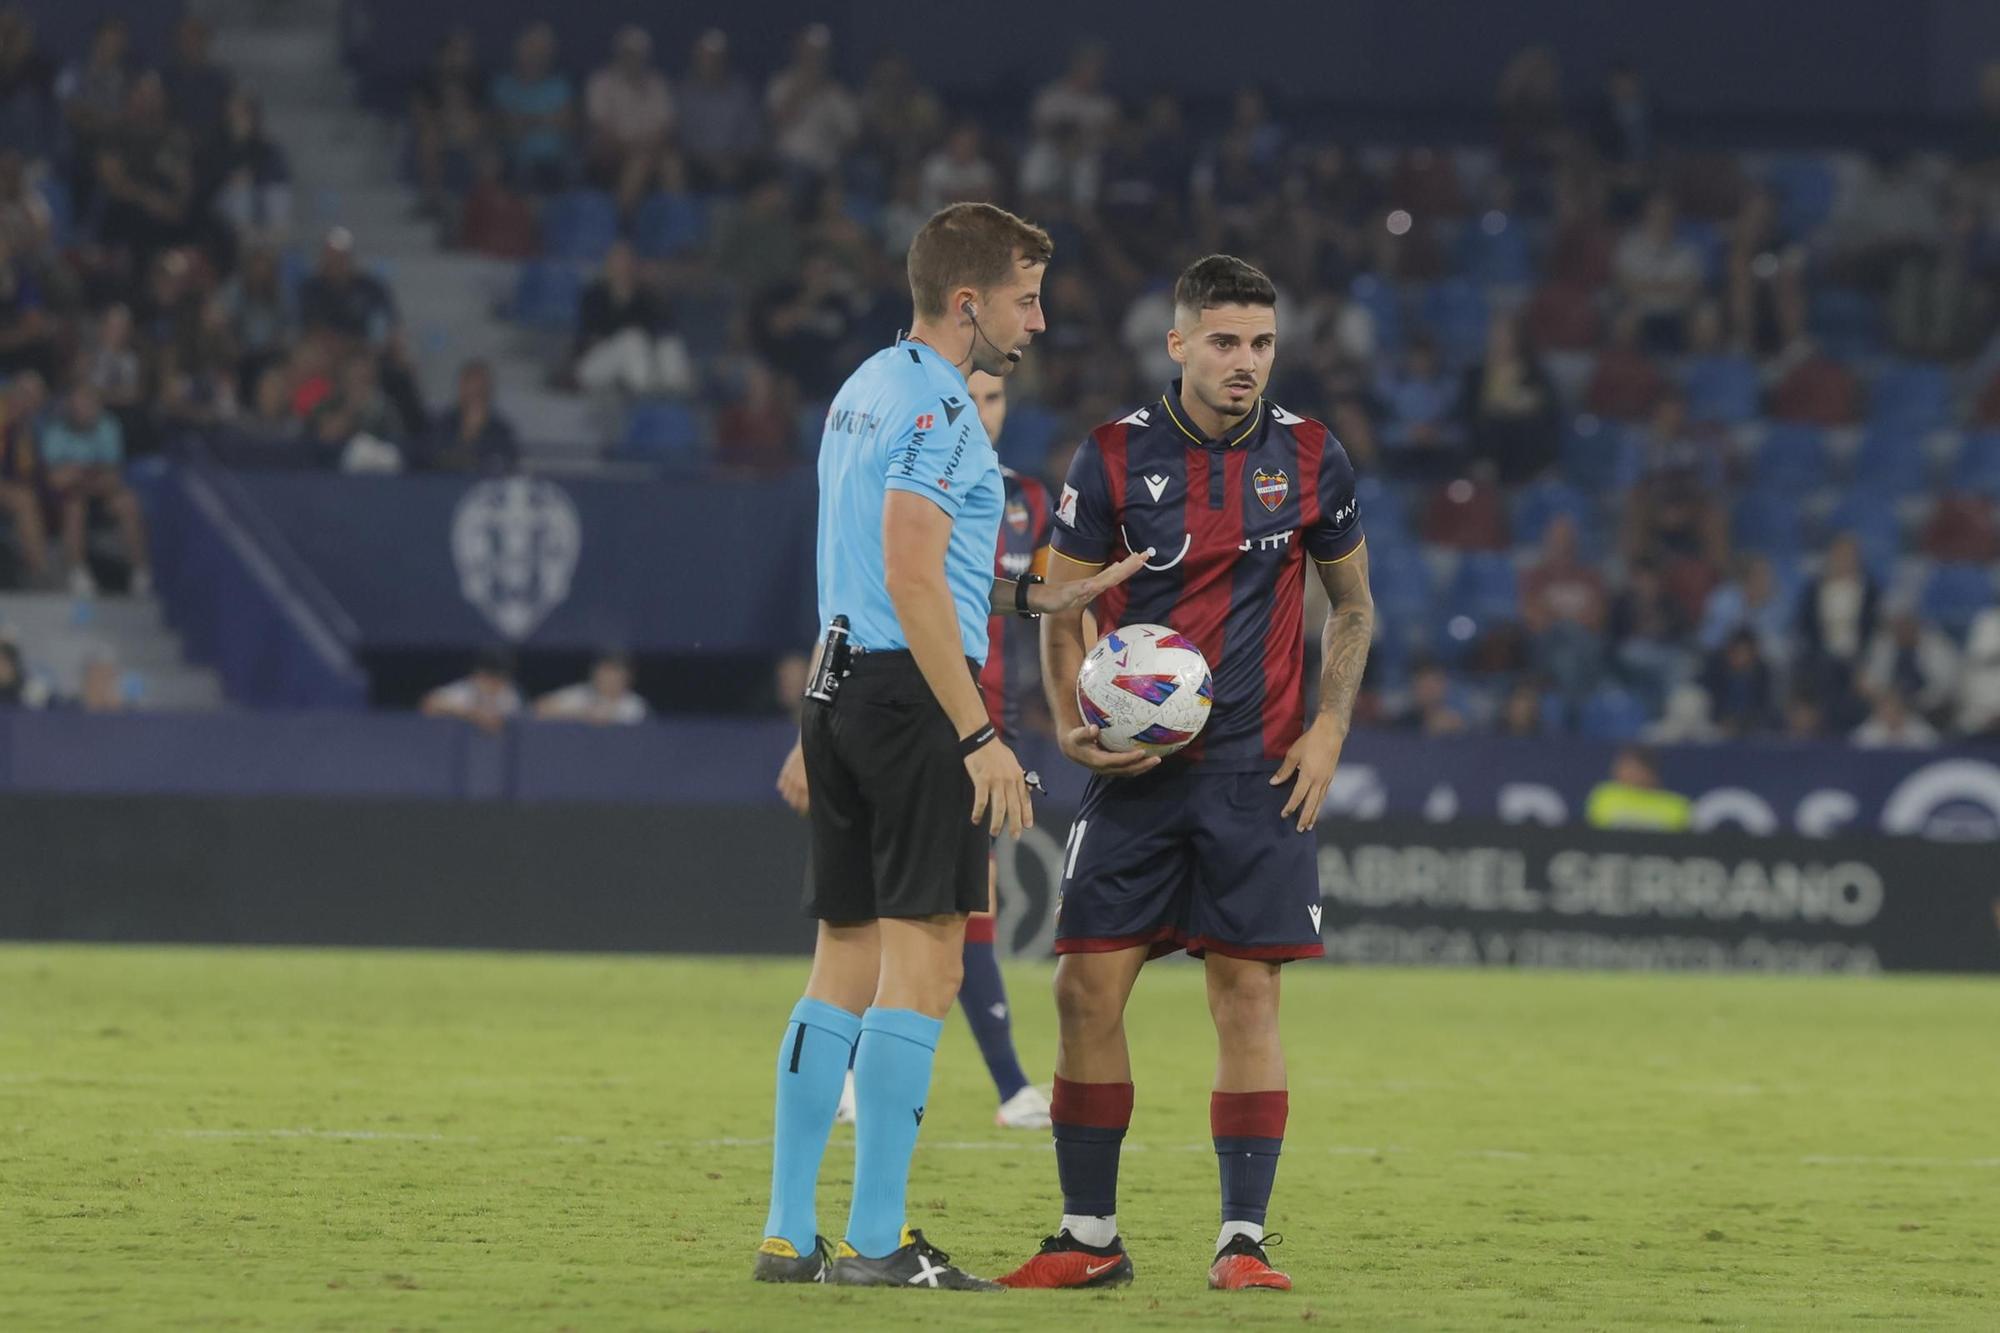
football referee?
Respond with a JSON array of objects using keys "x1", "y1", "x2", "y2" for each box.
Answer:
[{"x1": 753, "y1": 202, "x2": 1146, "y2": 1291}]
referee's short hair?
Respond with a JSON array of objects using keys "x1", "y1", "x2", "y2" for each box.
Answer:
[
  {"x1": 1174, "y1": 254, "x2": 1278, "y2": 319},
  {"x1": 907, "y1": 202, "x2": 1053, "y2": 319}
]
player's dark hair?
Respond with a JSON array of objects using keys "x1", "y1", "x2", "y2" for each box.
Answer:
[
  {"x1": 907, "y1": 202, "x2": 1053, "y2": 319},
  {"x1": 1173, "y1": 254, "x2": 1277, "y2": 317}
]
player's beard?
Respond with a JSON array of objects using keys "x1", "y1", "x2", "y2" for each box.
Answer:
[{"x1": 1201, "y1": 376, "x2": 1259, "y2": 422}]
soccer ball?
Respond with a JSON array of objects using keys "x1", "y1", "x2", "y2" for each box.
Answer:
[{"x1": 1076, "y1": 623, "x2": 1214, "y2": 755}]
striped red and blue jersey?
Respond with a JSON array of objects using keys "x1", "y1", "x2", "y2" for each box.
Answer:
[
  {"x1": 979, "y1": 467, "x2": 1053, "y2": 744},
  {"x1": 1049, "y1": 382, "x2": 1364, "y2": 771}
]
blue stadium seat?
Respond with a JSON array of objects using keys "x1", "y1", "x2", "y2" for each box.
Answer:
[
  {"x1": 1419, "y1": 278, "x2": 1490, "y2": 364},
  {"x1": 1749, "y1": 423, "x2": 1831, "y2": 493},
  {"x1": 1456, "y1": 215, "x2": 1535, "y2": 287},
  {"x1": 1510, "y1": 478, "x2": 1593, "y2": 549},
  {"x1": 1809, "y1": 288, "x2": 1885, "y2": 360},
  {"x1": 1822, "y1": 492, "x2": 1903, "y2": 578},
  {"x1": 1347, "y1": 274, "x2": 1404, "y2": 355},
  {"x1": 1952, "y1": 430, "x2": 2000, "y2": 497},
  {"x1": 1731, "y1": 491, "x2": 1804, "y2": 559},
  {"x1": 1353, "y1": 475, "x2": 1413, "y2": 542},
  {"x1": 620, "y1": 402, "x2": 707, "y2": 467},
  {"x1": 1848, "y1": 425, "x2": 1930, "y2": 499},
  {"x1": 509, "y1": 261, "x2": 583, "y2": 332},
  {"x1": 1446, "y1": 551, "x2": 1520, "y2": 623},
  {"x1": 541, "y1": 189, "x2": 620, "y2": 262},
  {"x1": 1562, "y1": 417, "x2": 1645, "y2": 495},
  {"x1": 35, "y1": 175, "x2": 71, "y2": 246},
  {"x1": 1920, "y1": 562, "x2": 1995, "y2": 638},
  {"x1": 1367, "y1": 546, "x2": 1435, "y2": 650},
  {"x1": 1868, "y1": 362, "x2": 1953, "y2": 435},
  {"x1": 631, "y1": 192, "x2": 707, "y2": 259},
  {"x1": 1676, "y1": 219, "x2": 1728, "y2": 284},
  {"x1": 1682, "y1": 354, "x2": 1761, "y2": 425},
  {"x1": 1766, "y1": 155, "x2": 1839, "y2": 235},
  {"x1": 1577, "y1": 685, "x2": 1649, "y2": 741}
]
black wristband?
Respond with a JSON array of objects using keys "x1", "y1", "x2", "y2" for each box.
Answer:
[
  {"x1": 1014, "y1": 573, "x2": 1043, "y2": 619},
  {"x1": 957, "y1": 723, "x2": 997, "y2": 758}
]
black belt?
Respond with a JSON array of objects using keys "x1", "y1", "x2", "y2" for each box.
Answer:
[{"x1": 847, "y1": 649, "x2": 979, "y2": 676}]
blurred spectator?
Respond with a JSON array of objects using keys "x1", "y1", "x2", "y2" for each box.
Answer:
[
  {"x1": 1375, "y1": 333, "x2": 1464, "y2": 477},
  {"x1": 573, "y1": 241, "x2": 692, "y2": 397},
  {"x1": 0, "y1": 636, "x2": 28, "y2": 705},
  {"x1": 585, "y1": 25, "x2": 674, "y2": 216},
  {"x1": 0, "y1": 368, "x2": 43, "y2": 583},
  {"x1": 41, "y1": 382, "x2": 147, "y2": 596},
  {"x1": 162, "y1": 16, "x2": 231, "y2": 142},
  {"x1": 419, "y1": 359, "x2": 516, "y2": 474},
  {"x1": 421, "y1": 648, "x2": 520, "y2": 733},
  {"x1": 920, "y1": 124, "x2": 999, "y2": 212},
  {"x1": 76, "y1": 651, "x2": 124, "y2": 712},
  {"x1": 1548, "y1": 169, "x2": 1615, "y2": 288},
  {"x1": 1795, "y1": 533, "x2": 1878, "y2": 726},
  {"x1": 715, "y1": 361, "x2": 797, "y2": 473},
  {"x1": 1829, "y1": 151, "x2": 1941, "y2": 286},
  {"x1": 79, "y1": 303, "x2": 147, "y2": 424},
  {"x1": 0, "y1": 149, "x2": 50, "y2": 260},
  {"x1": 300, "y1": 228, "x2": 396, "y2": 346},
  {"x1": 1586, "y1": 310, "x2": 1668, "y2": 420},
  {"x1": 456, "y1": 148, "x2": 538, "y2": 258},
  {"x1": 1457, "y1": 314, "x2": 1559, "y2": 483},
  {"x1": 534, "y1": 651, "x2": 648, "y2": 724},
  {"x1": 240, "y1": 363, "x2": 296, "y2": 438},
  {"x1": 202, "y1": 91, "x2": 291, "y2": 243},
  {"x1": 677, "y1": 30, "x2": 761, "y2": 188},
  {"x1": 409, "y1": 26, "x2": 488, "y2": 216},
  {"x1": 1591, "y1": 62, "x2": 1654, "y2": 215},
  {"x1": 765, "y1": 25, "x2": 859, "y2": 180},
  {"x1": 95, "y1": 72, "x2": 198, "y2": 271},
  {"x1": 1783, "y1": 692, "x2": 1828, "y2": 741},
  {"x1": 1494, "y1": 45, "x2": 1566, "y2": 174},
  {"x1": 1699, "y1": 554, "x2": 1791, "y2": 667},
  {"x1": 1860, "y1": 606, "x2": 1959, "y2": 719},
  {"x1": 1520, "y1": 513, "x2": 1605, "y2": 698},
  {"x1": 1919, "y1": 494, "x2": 1997, "y2": 564},
  {"x1": 306, "y1": 353, "x2": 405, "y2": 465},
  {"x1": 220, "y1": 244, "x2": 295, "y2": 390},
  {"x1": 1724, "y1": 188, "x2": 1805, "y2": 357},
  {"x1": 1886, "y1": 194, "x2": 1994, "y2": 361},
  {"x1": 1644, "y1": 682, "x2": 1723, "y2": 744},
  {"x1": 156, "y1": 295, "x2": 240, "y2": 430},
  {"x1": 1955, "y1": 609, "x2": 2000, "y2": 738},
  {"x1": 1623, "y1": 395, "x2": 1727, "y2": 573},
  {"x1": 491, "y1": 22, "x2": 574, "y2": 192},
  {"x1": 1851, "y1": 687, "x2": 1939, "y2": 749},
  {"x1": 1699, "y1": 628, "x2": 1778, "y2": 736},
  {"x1": 715, "y1": 173, "x2": 804, "y2": 296},
  {"x1": 57, "y1": 18, "x2": 131, "y2": 177},
  {"x1": 1613, "y1": 191, "x2": 1703, "y2": 354},
  {"x1": 1393, "y1": 660, "x2": 1468, "y2": 735},
  {"x1": 857, "y1": 53, "x2": 942, "y2": 169},
  {"x1": 1585, "y1": 744, "x2": 1692, "y2": 831},
  {"x1": 1606, "y1": 560, "x2": 1691, "y2": 711},
  {"x1": 1497, "y1": 678, "x2": 1545, "y2": 738},
  {"x1": 1031, "y1": 44, "x2": 1117, "y2": 143},
  {"x1": 756, "y1": 251, "x2": 863, "y2": 398},
  {"x1": 0, "y1": 11, "x2": 55, "y2": 160}
]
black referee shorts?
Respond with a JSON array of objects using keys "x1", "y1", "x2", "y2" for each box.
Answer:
[{"x1": 800, "y1": 650, "x2": 987, "y2": 922}]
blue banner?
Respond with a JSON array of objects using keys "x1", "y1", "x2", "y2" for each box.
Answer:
[{"x1": 228, "y1": 470, "x2": 819, "y2": 654}]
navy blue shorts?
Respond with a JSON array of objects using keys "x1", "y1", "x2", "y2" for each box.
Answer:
[{"x1": 1054, "y1": 765, "x2": 1325, "y2": 963}]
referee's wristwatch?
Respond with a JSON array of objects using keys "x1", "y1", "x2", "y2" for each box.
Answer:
[{"x1": 1014, "y1": 573, "x2": 1043, "y2": 619}]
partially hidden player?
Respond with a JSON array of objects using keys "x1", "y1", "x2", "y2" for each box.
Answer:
[
  {"x1": 998, "y1": 255, "x2": 1374, "y2": 1293},
  {"x1": 753, "y1": 202, "x2": 1147, "y2": 1291}
]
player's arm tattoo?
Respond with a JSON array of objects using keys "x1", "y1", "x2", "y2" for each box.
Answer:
[{"x1": 1314, "y1": 542, "x2": 1374, "y2": 733}]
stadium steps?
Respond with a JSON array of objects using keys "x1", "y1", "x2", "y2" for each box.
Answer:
[
  {"x1": 0, "y1": 593, "x2": 227, "y2": 711},
  {"x1": 205, "y1": 0, "x2": 579, "y2": 453}
]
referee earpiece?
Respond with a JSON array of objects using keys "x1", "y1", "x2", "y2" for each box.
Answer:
[{"x1": 961, "y1": 300, "x2": 977, "y2": 319}]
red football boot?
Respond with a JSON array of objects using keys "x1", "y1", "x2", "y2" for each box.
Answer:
[
  {"x1": 1208, "y1": 1232, "x2": 1291, "y2": 1291},
  {"x1": 996, "y1": 1230, "x2": 1134, "y2": 1289}
]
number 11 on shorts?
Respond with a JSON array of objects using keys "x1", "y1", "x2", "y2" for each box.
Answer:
[{"x1": 1062, "y1": 820, "x2": 1089, "y2": 881}]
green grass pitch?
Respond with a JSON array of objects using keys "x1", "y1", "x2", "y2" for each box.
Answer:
[{"x1": 3, "y1": 945, "x2": 1997, "y2": 1331}]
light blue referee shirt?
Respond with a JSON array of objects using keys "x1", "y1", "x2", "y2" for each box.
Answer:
[{"x1": 815, "y1": 337, "x2": 1003, "y2": 662}]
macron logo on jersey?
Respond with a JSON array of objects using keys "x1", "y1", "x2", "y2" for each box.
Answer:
[
  {"x1": 1144, "y1": 474, "x2": 1169, "y2": 502},
  {"x1": 1057, "y1": 484, "x2": 1079, "y2": 527}
]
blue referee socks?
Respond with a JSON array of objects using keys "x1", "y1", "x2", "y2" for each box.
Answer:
[
  {"x1": 763, "y1": 997, "x2": 862, "y2": 1253},
  {"x1": 845, "y1": 1006, "x2": 943, "y2": 1258}
]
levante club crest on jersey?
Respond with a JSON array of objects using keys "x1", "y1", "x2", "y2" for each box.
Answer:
[{"x1": 1253, "y1": 467, "x2": 1289, "y2": 512}]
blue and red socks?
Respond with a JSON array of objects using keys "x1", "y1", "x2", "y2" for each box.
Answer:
[
  {"x1": 958, "y1": 916, "x2": 1030, "y2": 1102},
  {"x1": 845, "y1": 1007, "x2": 944, "y2": 1258},
  {"x1": 1052, "y1": 1075, "x2": 1133, "y2": 1246},
  {"x1": 763, "y1": 997, "x2": 862, "y2": 1252},
  {"x1": 1212, "y1": 1089, "x2": 1288, "y2": 1249}
]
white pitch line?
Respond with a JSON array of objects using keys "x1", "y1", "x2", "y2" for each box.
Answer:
[
  {"x1": 169, "y1": 1128, "x2": 475, "y2": 1143},
  {"x1": 1801, "y1": 1154, "x2": 2000, "y2": 1168}
]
